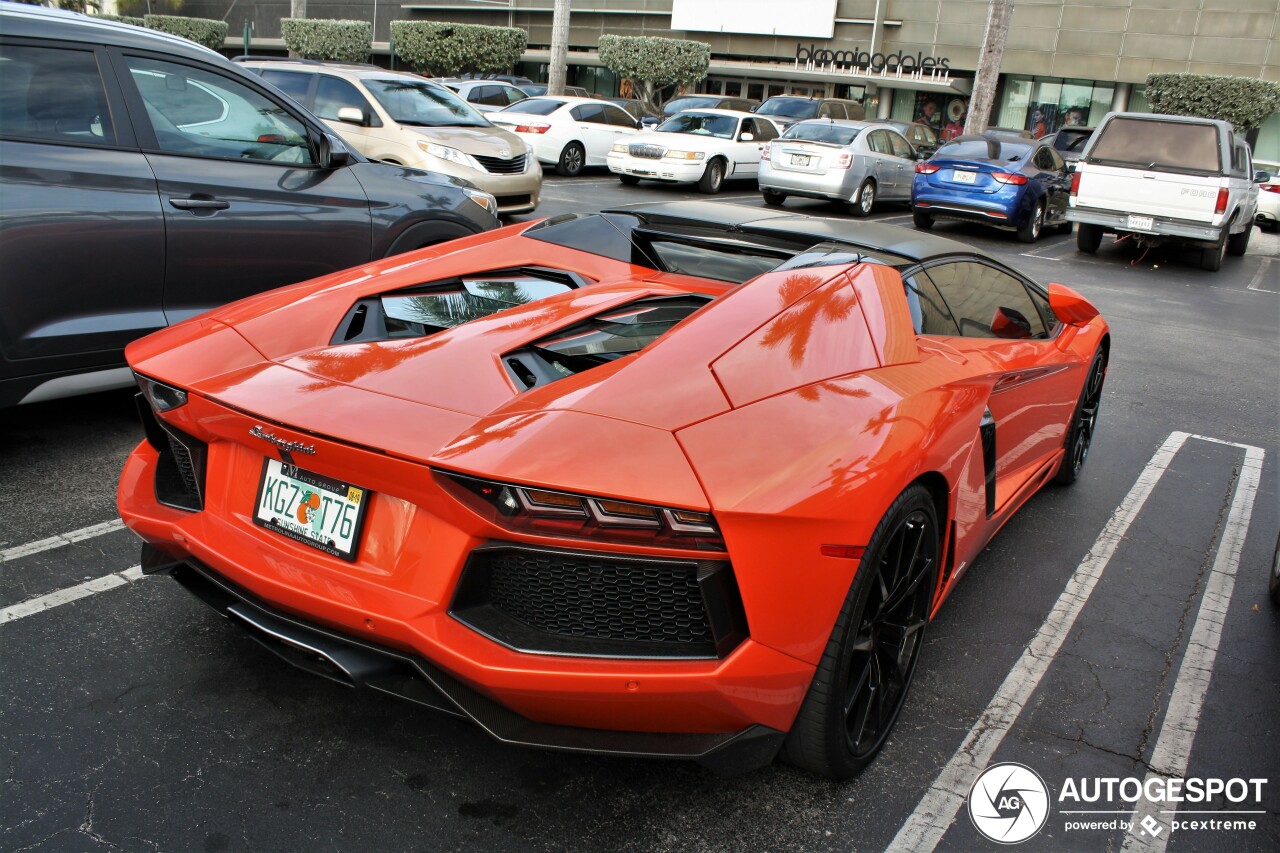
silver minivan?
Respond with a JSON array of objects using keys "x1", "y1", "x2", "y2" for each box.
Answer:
[{"x1": 759, "y1": 119, "x2": 918, "y2": 216}]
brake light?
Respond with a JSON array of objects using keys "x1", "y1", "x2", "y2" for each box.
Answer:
[
  {"x1": 915, "y1": 162, "x2": 940, "y2": 174},
  {"x1": 991, "y1": 172, "x2": 1028, "y2": 185},
  {"x1": 515, "y1": 123, "x2": 551, "y2": 134},
  {"x1": 257, "y1": 134, "x2": 285, "y2": 144},
  {"x1": 1215, "y1": 188, "x2": 1228, "y2": 214},
  {"x1": 1070, "y1": 170, "x2": 1081, "y2": 196},
  {"x1": 1261, "y1": 184, "x2": 1280, "y2": 194},
  {"x1": 834, "y1": 152, "x2": 853, "y2": 169}
]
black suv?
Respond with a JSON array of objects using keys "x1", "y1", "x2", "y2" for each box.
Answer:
[{"x1": 0, "y1": 6, "x2": 499, "y2": 407}]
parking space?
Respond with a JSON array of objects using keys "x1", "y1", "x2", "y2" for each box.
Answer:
[{"x1": 2, "y1": 172, "x2": 1278, "y2": 852}]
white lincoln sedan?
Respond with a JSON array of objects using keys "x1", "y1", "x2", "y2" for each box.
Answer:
[{"x1": 606, "y1": 110, "x2": 782, "y2": 194}]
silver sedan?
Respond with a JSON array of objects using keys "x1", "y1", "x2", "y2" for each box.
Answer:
[{"x1": 759, "y1": 120, "x2": 919, "y2": 216}]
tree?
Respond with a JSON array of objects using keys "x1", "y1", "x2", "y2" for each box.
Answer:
[
  {"x1": 546, "y1": 0, "x2": 571, "y2": 96},
  {"x1": 964, "y1": 0, "x2": 1012, "y2": 135},
  {"x1": 1144, "y1": 73, "x2": 1280, "y2": 132},
  {"x1": 390, "y1": 21, "x2": 527, "y2": 77},
  {"x1": 597, "y1": 34, "x2": 710, "y2": 119}
]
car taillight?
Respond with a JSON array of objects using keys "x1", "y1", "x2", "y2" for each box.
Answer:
[
  {"x1": 991, "y1": 172, "x2": 1028, "y2": 185},
  {"x1": 1215, "y1": 188, "x2": 1229, "y2": 214},
  {"x1": 761, "y1": 143, "x2": 771, "y2": 162},
  {"x1": 1070, "y1": 170, "x2": 1081, "y2": 196},
  {"x1": 1261, "y1": 184, "x2": 1280, "y2": 194},
  {"x1": 834, "y1": 152, "x2": 853, "y2": 169},
  {"x1": 916, "y1": 162, "x2": 940, "y2": 174},
  {"x1": 515, "y1": 123, "x2": 551, "y2": 134}
]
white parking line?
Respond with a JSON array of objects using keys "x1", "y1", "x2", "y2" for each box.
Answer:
[
  {"x1": 1246, "y1": 257, "x2": 1276, "y2": 293},
  {"x1": 0, "y1": 565, "x2": 144, "y2": 626},
  {"x1": 1, "y1": 519, "x2": 126, "y2": 563},
  {"x1": 1121, "y1": 441, "x2": 1265, "y2": 851},
  {"x1": 887, "y1": 431, "x2": 1192, "y2": 852}
]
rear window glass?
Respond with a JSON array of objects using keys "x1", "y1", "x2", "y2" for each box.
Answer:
[
  {"x1": 1053, "y1": 128, "x2": 1093, "y2": 153},
  {"x1": 501, "y1": 98, "x2": 563, "y2": 116},
  {"x1": 935, "y1": 139, "x2": 1029, "y2": 162},
  {"x1": 782, "y1": 122, "x2": 859, "y2": 145},
  {"x1": 1088, "y1": 117, "x2": 1221, "y2": 173}
]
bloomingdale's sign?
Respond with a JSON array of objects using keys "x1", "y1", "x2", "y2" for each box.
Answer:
[{"x1": 795, "y1": 43, "x2": 951, "y2": 73}]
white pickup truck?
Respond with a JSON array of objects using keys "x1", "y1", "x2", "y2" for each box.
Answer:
[{"x1": 1066, "y1": 112, "x2": 1268, "y2": 271}]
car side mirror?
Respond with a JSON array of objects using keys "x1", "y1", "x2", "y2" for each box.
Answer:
[
  {"x1": 1255, "y1": 170, "x2": 1272, "y2": 183},
  {"x1": 739, "y1": 132, "x2": 755, "y2": 142},
  {"x1": 318, "y1": 132, "x2": 351, "y2": 170},
  {"x1": 990, "y1": 306, "x2": 1033, "y2": 339},
  {"x1": 336, "y1": 107, "x2": 366, "y2": 126},
  {"x1": 1048, "y1": 282, "x2": 1100, "y2": 326}
]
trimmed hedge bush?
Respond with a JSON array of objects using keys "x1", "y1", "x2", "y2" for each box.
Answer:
[
  {"x1": 94, "y1": 14, "x2": 145, "y2": 26},
  {"x1": 1144, "y1": 73, "x2": 1280, "y2": 132},
  {"x1": 597, "y1": 34, "x2": 710, "y2": 118},
  {"x1": 390, "y1": 21, "x2": 526, "y2": 76},
  {"x1": 281, "y1": 18, "x2": 373, "y2": 63},
  {"x1": 143, "y1": 14, "x2": 228, "y2": 51}
]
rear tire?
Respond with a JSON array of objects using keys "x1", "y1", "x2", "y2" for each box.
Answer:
[
  {"x1": 850, "y1": 180, "x2": 876, "y2": 217},
  {"x1": 1199, "y1": 233, "x2": 1227, "y2": 272},
  {"x1": 762, "y1": 189, "x2": 787, "y2": 207},
  {"x1": 697, "y1": 158, "x2": 726, "y2": 194},
  {"x1": 1017, "y1": 201, "x2": 1044, "y2": 243},
  {"x1": 1077, "y1": 222, "x2": 1103, "y2": 254},
  {"x1": 1226, "y1": 224, "x2": 1251, "y2": 257},
  {"x1": 782, "y1": 484, "x2": 940, "y2": 779},
  {"x1": 912, "y1": 209, "x2": 934, "y2": 230},
  {"x1": 555, "y1": 142, "x2": 585, "y2": 177},
  {"x1": 1055, "y1": 347, "x2": 1107, "y2": 486}
]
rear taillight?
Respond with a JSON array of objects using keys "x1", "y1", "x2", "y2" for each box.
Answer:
[
  {"x1": 991, "y1": 172, "x2": 1029, "y2": 186},
  {"x1": 515, "y1": 123, "x2": 550, "y2": 134},
  {"x1": 1261, "y1": 184, "x2": 1280, "y2": 194},
  {"x1": 1215, "y1": 188, "x2": 1229, "y2": 214},
  {"x1": 761, "y1": 143, "x2": 771, "y2": 162},
  {"x1": 834, "y1": 152, "x2": 853, "y2": 169},
  {"x1": 1070, "y1": 170, "x2": 1081, "y2": 196},
  {"x1": 915, "y1": 162, "x2": 940, "y2": 174}
]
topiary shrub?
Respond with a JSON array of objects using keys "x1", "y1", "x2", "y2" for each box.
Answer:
[
  {"x1": 94, "y1": 14, "x2": 145, "y2": 26},
  {"x1": 390, "y1": 21, "x2": 526, "y2": 76},
  {"x1": 280, "y1": 18, "x2": 373, "y2": 63},
  {"x1": 143, "y1": 14, "x2": 228, "y2": 51},
  {"x1": 597, "y1": 34, "x2": 710, "y2": 120},
  {"x1": 1144, "y1": 73, "x2": 1280, "y2": 132}
]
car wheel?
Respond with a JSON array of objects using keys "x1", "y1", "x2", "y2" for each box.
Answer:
[
  {"x1": 1077, "y1": 222, "x2": 1103, "y2": 254},
  {"x1": 762, "y1": 189, "x2": 787, "y2": 207},
  {"x1": 1226, "y1": 224, "x2": 1252, "y2": 256},
  {"x1": 850, "y1": 180, "x2": 876, "y2": 217},
  {"x1": 618, "y1": 174, "x2": 641, "y2": 186},
  {"x1": 555, "y1": 142, "x2": 585, "y2": 177},
  {"x1": 1263, "y1": 220, "x2": 1279, "y2": 233},
  {"x1": 782, "y1": 483, "x2": 940, "y2": 779},
  {"x1": 1054, "y1": 347, "x2": 1107, "y2": 486},
  {"x1": 697, "y1": 158, "x2": 725, "y2": 194},
  {"x1": 1017, "y1": 202, "x2": 1044, "y2": 243},
  {"x1": 1199, "y1": 233, "x2": 1227, "y2": 272},
  {"x1": 912, "y1": 209, "x2": 934, "y2": 230}
]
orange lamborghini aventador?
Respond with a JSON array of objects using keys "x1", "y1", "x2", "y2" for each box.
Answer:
[{"x1": 117, "y1": 202, "x2": 1109, "y2": 778}]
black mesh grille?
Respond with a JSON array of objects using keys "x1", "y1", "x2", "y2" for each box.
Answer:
[
  {"x1": 166, "y1": 432, "x2": 200, "y2": 502},
  {"x1": 475, "y1": 153, "x2": 527, "y2": 174},
  {"x1": 451, "y1": 546, "x2": 747, "y2": 658}
]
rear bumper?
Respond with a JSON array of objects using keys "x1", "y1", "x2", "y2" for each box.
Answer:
[
  {"x1": 145, "y1": 548, "x2": 784, "y2": 773},
  {"x1": 758, "y1": 162, "x2": 859, "y2": 201},
  {"x1": 1066, "y1": 206, "x2": 1221, "y2": 242},
  {"x1": 913, "y1": 198, "x2": 1021, "y2": 229}
]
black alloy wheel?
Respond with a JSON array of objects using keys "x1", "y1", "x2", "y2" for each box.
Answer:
[
  {"x1": 783, "y1": 484, "x2": 940, "y2": 779},
  {"x1": 556, "y1": 142, "x2": 585, "y2": 176},
  {"x1": 1055, "y1": 347, "x2": 1107, "y2": 486}
]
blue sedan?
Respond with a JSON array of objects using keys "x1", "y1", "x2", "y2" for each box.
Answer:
[{"x1": 910, "y1": 135, "x2": 1072, "y2": 242}]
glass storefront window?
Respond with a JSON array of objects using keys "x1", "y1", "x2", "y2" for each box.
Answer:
[
  {"x1": 997, "y1": 77, "x2": 1033, "y2": 128},
  {"x1": 1088, "y1": 84, "x2": 1113, "y2": 126},
  {"x1": 747, "y1": 82, "x2": 764, "y2": 101}
]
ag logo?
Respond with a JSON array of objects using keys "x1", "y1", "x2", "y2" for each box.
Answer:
[{"x1": 968, "y1": 762, "x2": 1051, "y2": 844}]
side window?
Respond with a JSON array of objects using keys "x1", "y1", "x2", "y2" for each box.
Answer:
[
  {"x1": 0, "y1": 43, "x2": 116, "y2": 145},
  {"x1": 603, "y1": 104, "x2": 636, "y2": 127},
  {"x1": 867, "y1": 130, "x2": 893, "y2": 155},
  {"x1": 501, "y1": 86, "x2": 527, "y2": 106},
  {"x1": 259, "y1": 69, "x2": 313, "y2": 104},
  {"x1": 571, "y1": 103, "x2": 607, "y2": 124},
  {"x1": 902, "y1": 272, "x2": 960, "y2": 336},
  {"x1": 1231, "y1": 143, "x2": 1250, "y2": 178},
  {"x1": 923, "y1": 261, "x2": 1050, "y2": 339},
  {"x1": 125, "y1": 56, "x2": 314, "y2": 165},
  {"x1": 470, "y1": 85, "x2": 502, "y2": 106},
  {"x1": 753, "y1": 119, "x2": 779, "y2": 141},
  {"x1": 888, "y1": 131, "x2": 914, "y2": 159},
  {"x1": 314, "y1": 75, "x2": 377, "y2": 125}
]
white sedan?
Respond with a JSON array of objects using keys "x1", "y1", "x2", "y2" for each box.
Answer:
[
  {"x1": 606, "y1": 110, "x2": 782, "y2": 194},
  {"x1": 489, "y1": 96, "x2": 642, "y2": 177}
]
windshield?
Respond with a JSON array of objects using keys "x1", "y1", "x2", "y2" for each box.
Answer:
[
  {"x1": 364, "y1": 78, "x2": 488, "y2": 127},
  {"x1": 782, "y1": 123, "x2": 860, "y2": 146},
  {"x1": 757, "y1": 98, "x2": 819, "y2": 119},
  {"x1": 655, "y1": 112, "x2": 737, "y2": 139},
  {"x1": 664, "y1": 96, "x2": 719, "y2": 115},
  {"x1": 500, "y1": 98, "x2": 563, "y2": 116},
  {"x1": 1088, "y1": 117, "x2": 1221, "y2": 173}
]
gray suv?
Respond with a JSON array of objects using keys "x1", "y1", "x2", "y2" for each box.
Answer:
[{"x1": 0, "y1": 6, "x2": 499, "y2": 406}]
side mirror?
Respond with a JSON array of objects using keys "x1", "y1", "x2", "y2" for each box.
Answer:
[
  {"x1": 318, "y1": 133, "x2": 351, "y2": 170},
  {"x1": 1255, "y1": 170, "x2": 1272, "y2": 183},
  {"x1": 336, "y1": 107, "x2": 366, "y2": 126},
  {"x1": 990, "y1": 306, "x2": 1033, "y2": 339},
  {"x1": 1047, "y1": 282, "x2": 1100, "y2": 326},
  {"x1": 739, "y1": 132, "x2": 755, "y2": 142}
]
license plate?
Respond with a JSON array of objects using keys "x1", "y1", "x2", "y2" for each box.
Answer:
[
  {"x1": 791, "y1": 154, "x2": 811, "y2": 166},
  {"x1": 952, "y1": 169, "x2": 977, "y2": 184},
  {"x1": 1126, "y1": 214, "x2": 1155, "y2": 231},
  {"x1": 253, "y1": 458, "x2": 369, "y2": 562}
]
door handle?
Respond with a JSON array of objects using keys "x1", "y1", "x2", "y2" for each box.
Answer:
[{"x1": 169, "y1": 197, "x2": 229, "y2": 211}]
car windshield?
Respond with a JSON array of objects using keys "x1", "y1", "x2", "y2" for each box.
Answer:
[
  {"x1": 500, "y1": 98, "x2": 563, "y2": 116},
  {"x1": 757, "y1": 98, "x2": 819, "y2": 119},
  {"x1": 783, "y1": 123, "x2": 859, "y2": 146},
  {"x1": 363, "y1": 78, "x2": 488, "y2": 127},
  {"x1": 1088, "y1": 117, "x2": 1221, "y2": 173},
  {"x1": 935, "y1": 139, "x2": 1029, "y2": 162},
  {"x1": 664, "y1": 96, "x2": 719, "y2": 115},
  {"x1": 656, "y1": 112, "x2": 737, "y2": 138}
]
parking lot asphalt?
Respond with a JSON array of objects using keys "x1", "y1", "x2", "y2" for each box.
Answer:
[{"x1": 3, "y1": 169, "x2": 1278, "y2": 852}]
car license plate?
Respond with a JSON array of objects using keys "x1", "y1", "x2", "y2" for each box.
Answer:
[
  {"x1": 952, "y1": 169, "x2": 977, "y2": 184},
  {"x1": 253, "y1": 458, "x2": 369, "y2": 562},
  {"x1": 791, "y1": 154, "x2": 811, "y2": 166},
  {"x1": 1126, "y1": 214, "x2": 1155, "y2": 231}
]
